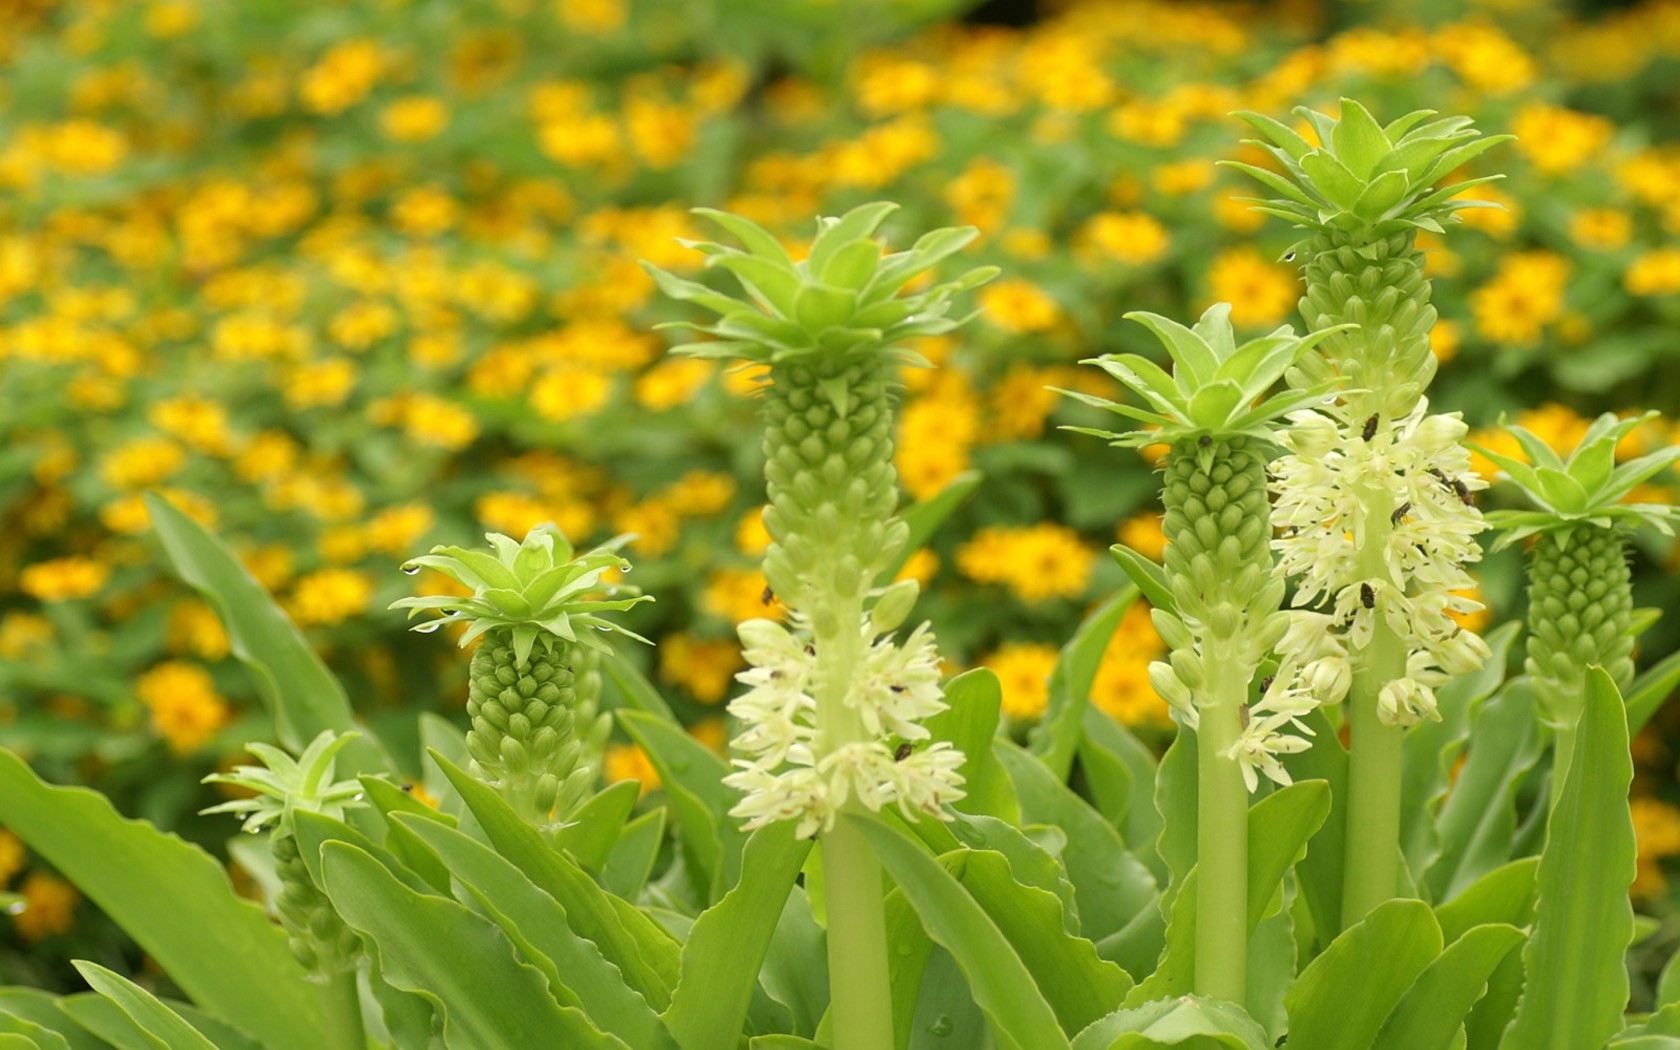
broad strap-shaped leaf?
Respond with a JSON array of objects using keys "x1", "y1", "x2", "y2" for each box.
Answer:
[
  {"x1": 1029, "y1": 587, "x2": 1141, "y2": 779},
  {"x1": 393, "y1": 816, "x2": 673, "y2": 1050},
  {"x1": 432, "y1": 750, "x2": 681, "y2": 1008},
  {"x1": 1425, "y1": 679, "x2": 1544, "y2": 902},
  {"x1": 1371, "y1": 924, "x2": 1525, "y2": 1050},
  {"x1": 958, "y1": 850, "x2": 1133, "y2": 1035},
  {"x1": 600, "y1": 652, "x2": 678, "y2": 721},
  {"x1": 1071, "y1": 996, "x2": 1270, "y2": 1050},
  {"x1": 662, "y1": 823, "x2": 813, "y2": 1050},
  {"x1": 997, "y1": 741, "x2": 1156, "y2": 941},
  {"x1": 758, "y1": 887, "x2": 828, "y2": 1040},
  {"x1": 0, "y1": 749, "x2": 316, "y2": 1050},
  {"x1": 1628, "y1": 649, "x2": 1680, "y2": 736},
  {"x1": 320, "y1": 842, "x2": 628, "y2": 1049},
  {"x1": 884, "y1": 470, "x2": 982, "y2": 583},
  {"x1": 617, "y1": 708, "x2": 746, "y2": 903},
  {"x1": 0, "y1": 1003, "x2": 72, "y2": 1050},
  {"x1": 1403, "y1": 623, "x2": 1520, "y2": 877},
  {"x1": 0, "y1": 990, "x2": 102, "y2": 1050},
  {"x1": 71, "y1": 964, "x2": 217, "y2": 1050},
  {"x1": 851, "y1": 814, "x2": 1072, "y2": 1050},
  {"x1": 1079, "y1": 706, "x2": 1164, "y2": 883},
  {"x1": 145, "y1": 494, "x2": 387, "y2": 773},
  {"x1": 1278, "y1": 707, "x2": 1348, "y2": 946},
  {"x1": 1501, "y1": 667, "x2": 1636, "y2": 1050},
  {"x1": 925, "y1": 669, "x2": 1017, "y2": 822},
  {"x1": 1109, "y1": 546, "x2": 1174, "y2": 616},
  {"x1": 1285, "y1": 899, "x2": 1443, "y2": 1050},
  {"x1": 556, "y1": 781, "x2": 641, "y2": 871},
  {"x1": 601, "y1": 809, "x2": 666, "y2": 899}
]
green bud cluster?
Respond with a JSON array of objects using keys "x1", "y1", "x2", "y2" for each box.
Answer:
[
  {"x1": 1296, "y1": 231, "x2": 1435, "y2": 421},
  {"x1": 1161, "y1": 437, "x2": 1284, "y2": 637},
  {"x1": 466, "y1": 636, "x2": 592, "y2": 822},
  {"x1": 1526, "y1": 526, "x2": 1634, "y2": 721},
  {"x1": 393, "y1": 525, "x2": 650, "y2": 825},
  {"x1": 762, "y1": 353, "x2": 905, "y2": 624},
  {"x1": 201, "y1": 732, "x2": 366, "y2": 979},
  {"x1": 271, "y1": 827, "x2": 361, "y2": 977}
]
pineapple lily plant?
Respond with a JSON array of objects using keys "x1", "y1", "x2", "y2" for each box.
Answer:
[{"x1": 0, "y1": 102, "x2": 1676, "y2": 1050}]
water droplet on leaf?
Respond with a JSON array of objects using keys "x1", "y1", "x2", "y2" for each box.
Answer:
[
  {"x1": 928, "y1": 1015, "x2": 954, "y2": 1036},
  {"x1": 414, "y1": 620, "x2": 445, "y2": 634}
]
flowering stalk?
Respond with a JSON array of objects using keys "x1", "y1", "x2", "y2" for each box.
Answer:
[
  {"x1": 1065, "y1": 304, "x2": 1340, "y2": 1004},
  {"x1": 202, "y1": 731, "x2": 369, "y2": 1050},
  {"x1": 1477, "y1": 413, "x2": 1680, "y2": 808},
  {"x1": 391, "y1": 526, "x2": 650, "y2": 829},
  {"x1": 1230, "y1": 100, "x2": 1505, "y2": 928},
  {"x1": 647, "y1": 202, "x2": 991, "y2": 1050}
]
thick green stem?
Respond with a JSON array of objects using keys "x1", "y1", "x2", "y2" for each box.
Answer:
[
  {"x1": 821, "y1": 814, "x2": 894, "y2": 1050},
  {"x1": 811, "y1": 597, "x2": 893, "y2": 1049},
  {"x1": 1195, "y1": 638, "x2": 1249, "y2": 1005},
  {"x1": 316, "y1": 969, "x2": 363, "y2": 1050},
  {"x1": 1341, "y1": 482, "x2": 1408, "y2": 929}
]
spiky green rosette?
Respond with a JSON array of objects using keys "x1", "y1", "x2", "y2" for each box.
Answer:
[
  {"x1": 1478, "y1": 413, "x2": 1680, "y2": 726},
  {"x1": 203, "y1": 732, "x2": 366, "y2": 978},
  {"x1": 392, "y1": 526, "x2": 650, "y2": 826},
  {"x1": 1227, "y1": 99, "x2": 1509, "y2": 421}
]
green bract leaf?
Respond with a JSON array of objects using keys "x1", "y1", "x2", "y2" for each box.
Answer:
[
  {"x1": 1285, "y1": 899, "x2": 1443, "y2": 1050},
  {"x1": 71, "y1": 964, "x2": 218, "y2": 1050}
]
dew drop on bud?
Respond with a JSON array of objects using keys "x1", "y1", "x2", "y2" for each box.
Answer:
[
  {"x1": 414, "y1": 620, "x2": 445, "y2": 634},
  {"x1": 401, "y1": 564, "x2": 421, "y2": 575},
  {"x1": 596, "y1": 624, "x2": 612, "y2": 631}
]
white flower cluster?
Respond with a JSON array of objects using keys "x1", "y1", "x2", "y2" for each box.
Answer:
[
  {"x1": 1228, "y1": 665, "x2": 1318, "y2": 792},
  {"x1": 724, "y1": 615, "x2": 965, "y2": 839},
  {"x1": 1270, "y1": 398, "x2": 1492, "y2": 726}
]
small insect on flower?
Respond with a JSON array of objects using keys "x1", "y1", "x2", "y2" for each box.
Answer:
[
  {"x1": 1391, "y1": 501, "x2": 1411, "y2": 526},
  {"x1": 1361, "y1": 582, "x2": 1376, "y2": 609},
  {"x1": 1362, "y1": 415, "x2": 1379, "y2": 442},
  {"x1": 761, "y1": 585, "x2": 775, "y2": 606},
  {"x1": 894, "y1": 742, "x2": 914, "y2": 762}
]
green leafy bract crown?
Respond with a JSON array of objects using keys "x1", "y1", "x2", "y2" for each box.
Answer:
[
  {"x1": 642, "y1": 201, "x2": 998, "y2": 365},
  {"x1": 390, "y1": 524, "x2": 651, "y2": 666},
  {"x1": 1061, "y1": 303, "x2": 1347, "y2": 448},
  {"x1": 201, "y1": 731, "x2": 365, "y2": 834},
  {"x1": 1223, "y1": 98, "x2": 1512, "y2": 240},
  {"x1": 1476, "y1": 412, "x2": 1680, "y2": 549}
]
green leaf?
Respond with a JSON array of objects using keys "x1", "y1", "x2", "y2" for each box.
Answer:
[
  {"x1": 0, "y1": 749, "x2": 316, "y2": 1049},
  {"x1": 1299, "y1": 151, "x2": 1364, "y2": 209},
  {"x1": 71, "y1": 964, "x2": 217, "y2": 1050},
  {"x1": 958, "y1": 850, "x2": 1133, "y2": 1035},
  {"x1": 1109, "y1": 548, "x2": 1173, "y2": 615},
  {"x1": 1371, "y1": 924, "x2": 1525, "y2": 1050},
  {"x1": 1029, "y1": 587, "x2": 1141, "y2": 779},
  {"x1": 0, "y1": 989, "x2": 102, "y2": 1050},
  {"x1": 144, "y1": 494, "x2": 386, "y2": 772},
  {"x1": 320, "y1": 842, "x2": 628, "y2": 1049},
  {"x1": 601, "y1": 809, "x2": 667, "y2": 899},
  {"x1": 807, "y1": 201, "x2": 898, "y2": 276},
  {"x1": 663, "y1": 823, "x2": 814, "y2": 1050},
  {"x1": 556, "y1": 781, "x2": 641, "y2": 871},
  {"x1": 1071, "y1": 996, "x2": 1270, "y2": 1049},
  {"x1": 0, "y1": 1004, "x2": 72, "y2": 1050},
  {"x1": 54, "y1": 995, "x2": 158, "y2": 1050},
  {"x1": 1285, "y1": 899, "x2": 1443, "y2": 1050},
  {"x1": 617, "y1": 709, "x2": 746, "y2": 902},
  {"x1": 1425, "y1": 680, "x2": 1544, "y2": 901},
  {"x1": 601, "y1": 653, "x2": 677, "y2": 721},
  {"x1": 1352, "y1": 169, "x2": 1410, "y2": 220},
  {"x1": 1122, "y1": 312, "x2": 1221, "y2": 392},
  {"x1": 924, "y1": 669, "x2": 1016, "y2": 822},
  {"x1": 1628, "y1": 649, "x2": 1680, "y2": 736},
  {"x1": 758, "y1": 887, "x2": 827, "y2": 1039},
  {"x1": 1278, "y1": 706, "x2": 1348, "y2": 948},
  {"x1": 885, "y1": 470, "x2": 982, "y2": 583},
  {"x1": 851, "y1": 815, "x2": 1071, "y2": 1050},
  {"x1": 1128, "y1": 780, "x2": 1331, "y2": 1004},
  {"x1": 1501, "y1": 668, "x2": 1636, "y2": 1050},
  {"x1": 432, "y1": 750, "x2": 681, "y2": 1010},
  {"x1": 1434, "y1": 858, "x2": 1540, "y2": 944},
  {"x1": 1079, "y1": 707, "x2": 1164, "y2": 882},
  {"x1": 392, "y1": 815, "x2": 672, "y2": 1049},
  {"x1": 1330, "y1": 98, "x2": 1392, "y2": 178},
  {"x1": 997, "y1": 741, "x2": 1156, "y2": 942}
]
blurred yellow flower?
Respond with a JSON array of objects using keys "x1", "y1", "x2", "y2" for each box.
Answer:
[
  {"x1": 1080, "y1": 211, "x2": 1170, "y2": 266},
  {"x1": 134, "y1": 660, "x2": 229, "y2": 753},
  {"x1": 288, "y1": 568, "x2": 373, "y2": 627},
  {"x1": 1511, "y1": 103, "x2": 1614, "y2": 175},
  {"x1": 982, "y1": 643, "x2": 1059, "y2": 721},
  {"x1": 603, "y1": 743, "x2": 659, "y2": 797},
  {"x1": 956, "y1": 523, "x2": 1093, "y2": 604},
  {"x1": 10, "y1": 872, "x2": 78, "y2": 942},
  {"x1": 382, "y1": 96, "x2": 450, "y2": 142},
  {"x1": 658, "y1": 633, "x2": 743, "y2": 704},
  {"x1": 19, "y1": 557, "x2": 108, "y2": 601},
  {"x1": 1208, "y1": 248, "x2": 1297, "y2": 328},
  {"x1": 1626, "y1": 249, "x2": 1680, "y2": 297},
  {"x1": 979, "y1": 278, "x2": 1060, "y2": 335}
]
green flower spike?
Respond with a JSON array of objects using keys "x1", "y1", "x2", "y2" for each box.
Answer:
[
  {"x1": 1224, "y1": 99, "x2": 1510, "y2": 421},
  {"x1": 651, "y1": 204, "x2": 990, "y2": 1050},
  {"x1": 1065, "y1": 304, "x2": 1344, "y2": 1006},
  {"x1": 202, "y1": 731, "x2": 367, "y2": 978},
  {"x1": 1476, "y1": 412, "x2": 1680, "y2": 806},
  {"x1": 391, "y1": 525, "x2": 651, "y2": 826}
]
